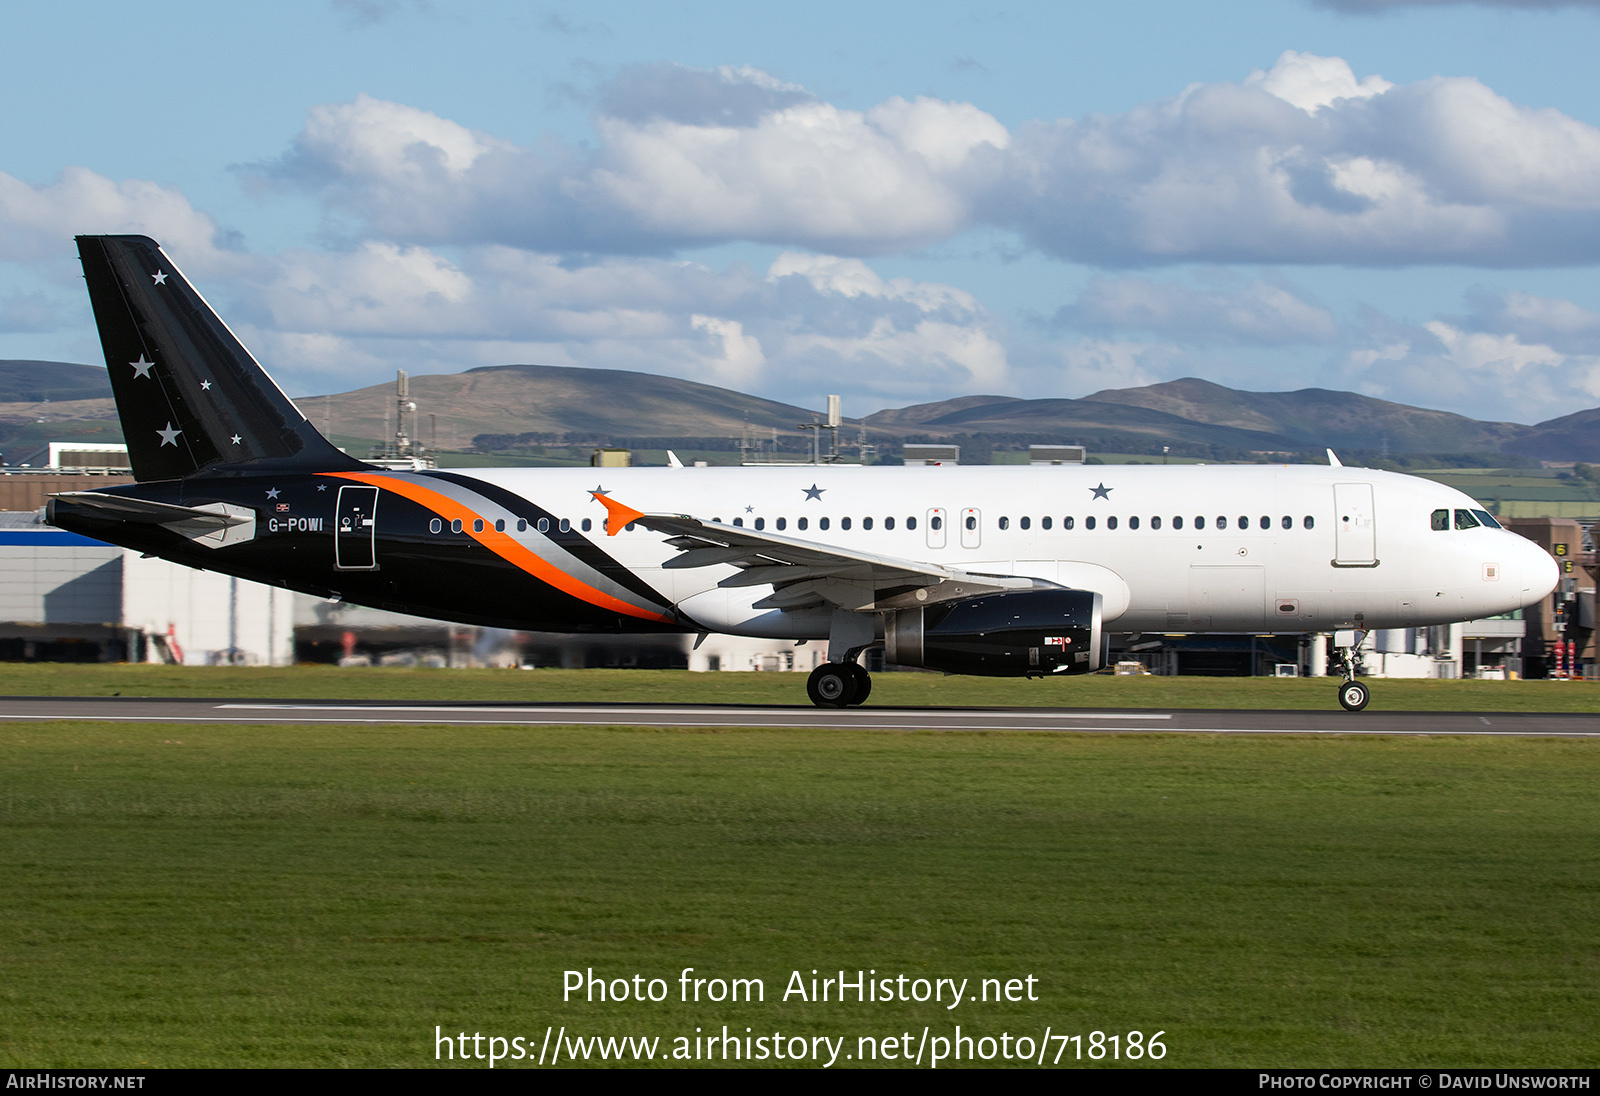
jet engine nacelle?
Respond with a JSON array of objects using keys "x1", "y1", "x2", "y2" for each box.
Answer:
[{"x1": 884, "y1": 589, "x2": 1104, "y2": 677}]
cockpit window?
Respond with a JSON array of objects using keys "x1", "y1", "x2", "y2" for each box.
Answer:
[
  {"x1": 1431, "y1": 508, "x2": 1449, "y2": 531},
  {"x1": 1472, "y1": 509, "x2": 1502, "y2": 529},
  {"x1": 1454, "y1": 508, "x2": 1480, "y2": 530}
]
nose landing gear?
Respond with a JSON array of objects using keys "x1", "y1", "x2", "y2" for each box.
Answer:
[
  {"x1": 1332, "y1": 626, "x2": 1371, "y2": 711},
  {"x1": 806, "y1": 660, "x2": 872, "y2": 708},
  {"x1": 1338, "y1": 679, "x2": 1370, "y2": 712}
]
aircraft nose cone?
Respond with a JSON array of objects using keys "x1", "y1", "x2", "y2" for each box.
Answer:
[{"x1": 1517, "y1": 535, "x2": 1560, "y2": 607}]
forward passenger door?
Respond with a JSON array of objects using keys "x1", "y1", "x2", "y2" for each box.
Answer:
[{"x1": 1333, "y1": 483, "x2": 1377, "y2": 566}]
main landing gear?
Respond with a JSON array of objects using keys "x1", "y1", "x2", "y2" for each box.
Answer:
[
  {"x1": 807, "y1": 661, "x2": 872, "y2": 708},
  {"x1": 1333, "y1": 627, "x2": 1371, "y2": 712}
]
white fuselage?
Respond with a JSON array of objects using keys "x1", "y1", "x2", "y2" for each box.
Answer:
[{"x1": 455, "y1": 462, "x2": 1558, "y2": 638}]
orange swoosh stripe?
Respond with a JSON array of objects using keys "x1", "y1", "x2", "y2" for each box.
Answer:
[{"x1": 323, "y1": 472, "x2": 672, "y2": 623}]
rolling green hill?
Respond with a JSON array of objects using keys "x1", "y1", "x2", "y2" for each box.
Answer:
[
  {"x1": 0, "y1": 360, "x2": 111, "y2": 402},
  {"x1": 1082, "y1": 377, "x2": 1525, "y2": 454},
  {"x1": 292, "y1": 364, "x2": 829, "y2": 451},
  {"x1": 3, "y1": 358, "x2": 1598, "y2": 469}
]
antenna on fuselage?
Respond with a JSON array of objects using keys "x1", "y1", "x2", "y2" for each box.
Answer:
[{"x1": 1326, "y1": 449, "x2": 1343, "y2": 467}]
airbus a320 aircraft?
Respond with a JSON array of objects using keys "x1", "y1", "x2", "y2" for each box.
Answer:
[{"x1": 47, "y1": 237, "x2": 1558, "y2": 710}]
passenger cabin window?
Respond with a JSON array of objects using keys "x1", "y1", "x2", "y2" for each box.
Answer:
[
  {"x1": 495, "y1": 519, "x2": 506, "y2": 532},
  {"x1": 965, "y1": 515, "x2": 977, "y2": 531},
  {"x1": 537, "y1": 518, "x2": 549, "y2": 532},
  {"x1": 429, "y1": 518, "x2": 442, "y2": 533},
  {"x1": 473, "y1": 518, "x2": 484, "y2": 533},
  {"x1": 755, "y1": 518, "x2": 765, "y2": 531},
  {"x1": 1173, "y1": 516, "x2": 1183, "y2": 530},
  {"x1": 1215, "y1": 516, "x2": 1227, "y2": 530},
  {"x1": 1108, "y1": 516, "x2": 1119, "y2": 530},
  {"x1": 559, "y1": 518, "x2": 570, "y2": 533},
  {"x1": 1280, "y1": 515, "x2": 1291, "y2": 530},
  {"x1": 799, "y1": 517, "x2": 809, "y2": 531},
  {"x1": 929, "y1": 515, "x2": 941, "y2": 531},
  {"x1": 1259, "y1": 516, "x2": 1270, "y2": 530},
  {"x1": 820, "y1": 517, "x2": 830, "y2": 531},
  {"x1": 582, "y1": 518, "x2": 592, "y2": 532},
  {"x1": 1302, "y1": 516, "x2": 1313, "y2": 530},
  {"x1": 517, "y1": 519, "x2": 527, "y2": 532},
  {"x1": 1020, "y1": 516, "x2": 1030, "y2": 530},
  {"x1": 885, "y1": 516, "x2": 895, "y2": 530},
  {"x1": 777, "y1": 517, "x2": 787, "y2": 531},
  {"x1": 733, "y1": 517, "x2": 743, "y2": 527},
  {"x1": 1151, "y1": 516, "x2": 1161, "y2": 530},
  {"x1": 1239, "y1": 515, "x2": 1249, "y2": 529},
  {"x1": 863, "y1": 517, "x2": 873, "y2": 530},
  {"x1": 1194, "y1": 516, "x2": 1205, "y2": 530},
  {"x1": 451, "y1": 519, "x2": 463, "y2": 533},
  {"x1": 998, "y1": 516, "x2": 1010, "y2": 530},
  {"x1": 841, "y1": 517, "x2": 852, "y2": 530},
  {"x1": 1042, "y1": 516, "x2": 1052, "y2": 530},
  {"x1": 1431, "y1": 508, "x2": 1449, "y2": 531},
  {"x1": 908, "y1": 516, "x2": 918, "y2": 530},
  {"x1": 1064, "y1": 516, "x2": 1075, "y2": 530},
  {"x1": 1127, "y1": 516, "x2": 1138, "y2": 530},
  {"x1": 1454, "y1": 508, "x2": 1480, "y2": 530},
  {"x1": 1086, "y1": 516, "x2": 1097, "y2": 530}
]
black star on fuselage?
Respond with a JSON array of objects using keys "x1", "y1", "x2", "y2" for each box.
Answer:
[
  {"x1": 802, "y1": 484, "x2": 824, "y2": 501},
  {"x1": 1090, "y1": 483, "x2": 1112, "y2": 499}
]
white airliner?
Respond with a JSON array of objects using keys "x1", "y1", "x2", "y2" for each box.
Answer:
[{"x1": 48, "y1": 236, "x2": 1559, "y2": 711}]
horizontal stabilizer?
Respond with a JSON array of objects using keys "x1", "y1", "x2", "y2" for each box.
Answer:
[
  {"x1": 50, "y1": 491, "x2": 257, "y2": 549},
  {"x1": 51, "y1": 491, "x2": 248, "y2": 527}
]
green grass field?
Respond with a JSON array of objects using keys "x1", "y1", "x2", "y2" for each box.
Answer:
[
  {"x1": 0, "y1": 663, "x2": 1595, "y2": 711},
  {"x1": 2, "y1": 717, "x2": 1598, "y2": 1068}
]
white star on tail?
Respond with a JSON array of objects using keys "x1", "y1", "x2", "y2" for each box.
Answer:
[
  {"x1": 230, "y1": 435, "x2": 242, "y2": 445},
  {"x1": 151, "y1": 271, "x2": 167, "y2": 285},
  {"x1": 200, "y1": 380, "x2": 212, "y2": 391},
  {"x1": 129, "y1": 355, "x2": 154, "y2": 379},
  {"x1": 156, "y1": 423, "x2": 181, "y2": 447}
]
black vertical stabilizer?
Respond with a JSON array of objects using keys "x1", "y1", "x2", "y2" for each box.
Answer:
[{"x1": 76, "y1": 235, "x2": 365, "y2": 481}]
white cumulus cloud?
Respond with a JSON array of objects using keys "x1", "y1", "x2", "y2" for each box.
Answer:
[
  {"x1": 0, "y1": 167, "x2": 228, "y2": 268},
  {"x1": 254, "y1": 56, "x2": 1600, "y2": 267},
  {"x1": 1058, "y1": 274, "x2": 1338, "y2": 344},
  {"x1": 1244, "y1": 50, "x2": 1393, "y2": 112}
]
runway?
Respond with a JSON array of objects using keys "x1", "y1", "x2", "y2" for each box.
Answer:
[{"x1": 0, "y1": 696, "x2": 1594, "y2": 735}]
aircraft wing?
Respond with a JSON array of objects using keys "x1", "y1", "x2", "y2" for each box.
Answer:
[{"x1": 635, "y1": 511, "x2": 1050, "y2": 613}]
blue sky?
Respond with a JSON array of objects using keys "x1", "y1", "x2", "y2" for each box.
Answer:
[{"x1": 4, "y1": 0, "x2": 1600, "y2": 424}]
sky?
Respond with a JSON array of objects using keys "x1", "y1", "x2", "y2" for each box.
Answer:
[{"x1": 4, "y1": 0, "x2": 1600, "y2": 424}]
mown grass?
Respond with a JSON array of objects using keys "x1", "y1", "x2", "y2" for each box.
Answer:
[
  {"x1": 1, "y1": 722, "x2": 1597, "y2": 1067},
  {"x1": 0, "y1": 663, "x2": 1595, "y2": 711}
]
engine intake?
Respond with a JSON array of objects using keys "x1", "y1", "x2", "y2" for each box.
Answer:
[{"x1": 884, "y1": 589, "x2": 1104, "y2": 676}]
